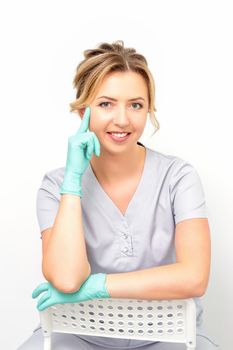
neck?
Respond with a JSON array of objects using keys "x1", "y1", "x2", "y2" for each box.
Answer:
[{"x1": 90, "y1": 143, "x2": 145, "y2": 185}]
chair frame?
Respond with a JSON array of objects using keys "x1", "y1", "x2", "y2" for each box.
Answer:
[{"x1": 39, "y1": 297, "x2": 196, "y2": 350}]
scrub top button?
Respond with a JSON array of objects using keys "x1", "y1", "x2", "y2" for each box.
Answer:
[
  {"x1": 122, "y1": 247, "x2": 128, "y2": 253},
  {"x1": 123, "y1": 234, "x2": 128, "y2": 239}
]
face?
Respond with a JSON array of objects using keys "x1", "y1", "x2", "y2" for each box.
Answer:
[{"x1": 81, "y1": 71, "x2": 149, "y2": 154}]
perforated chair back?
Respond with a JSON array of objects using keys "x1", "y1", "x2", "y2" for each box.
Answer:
[{"x1": 39, "y1": 298, "x2": 196, "y2": 350}]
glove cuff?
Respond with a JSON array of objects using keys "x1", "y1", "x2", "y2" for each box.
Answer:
[
  {"x1": 60, "y1": 171, "x2": 83, "y2": 197},
  {"x1": 95, "y1": 273, "x2": 111, "y2": 299}
]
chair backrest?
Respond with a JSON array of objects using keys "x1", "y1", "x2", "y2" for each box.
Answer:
[{"x1": 39, "y1": 298, "x2": 196, "y2": 350}]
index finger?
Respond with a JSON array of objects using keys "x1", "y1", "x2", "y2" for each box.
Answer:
[
  {"x1": 76, "y1": 106, "x2": 91, "y2": 134},
  {"x1": 32, "y1": 282, "x2": 50, "y2": 298}
]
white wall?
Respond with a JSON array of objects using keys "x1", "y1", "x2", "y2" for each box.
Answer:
[{"x1": 0, "y1": 0, "x2": 231, "y2": 348}]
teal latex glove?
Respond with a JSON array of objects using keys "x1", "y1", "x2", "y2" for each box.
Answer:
[
  {"x1": 32, "y1": 273, "x2": 110, "y2": 311},
  {"x1": 60, "y1": 106, "x2": 101, "y2": 197}
]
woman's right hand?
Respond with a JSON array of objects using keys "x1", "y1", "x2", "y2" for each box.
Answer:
[{"x1": 60, "y1": 106, "x2": 100, "y2": 197}]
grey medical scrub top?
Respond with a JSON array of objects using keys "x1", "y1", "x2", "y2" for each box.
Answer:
[{"x1": 36, "y1": 144, "x2": 211, "y2": 348}]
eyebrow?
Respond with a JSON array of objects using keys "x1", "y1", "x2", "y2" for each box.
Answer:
[{"x1": 97, "y1": 95, "x2": 145, "y2": 102}]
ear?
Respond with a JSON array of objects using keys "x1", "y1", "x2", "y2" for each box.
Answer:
[{"x1": 79, "y1": 108, "x2": 86, "y2": 118}]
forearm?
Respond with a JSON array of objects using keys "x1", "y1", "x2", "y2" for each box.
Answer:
[
  {"x1": 106, "y1": 263, "x2": 202, "y2": 300},
  {"x1": 42, "y1": 194, "x2": 91, "y2": 292}
]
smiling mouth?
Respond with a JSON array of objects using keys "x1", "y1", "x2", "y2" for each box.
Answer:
[
  {"x1": 106, "y1": 132, "x2": 132, "y2": 142},
  {"x1": 107, "y1": 132, "x2": 131, "y2": 138}
]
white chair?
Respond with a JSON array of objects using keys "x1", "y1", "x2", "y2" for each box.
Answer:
[{"x1": 39, "y1": 298, "x2": 196, "y2": 350}]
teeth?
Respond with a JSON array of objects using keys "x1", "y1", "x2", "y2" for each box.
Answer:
[{"x1": 111, "y1": 132, "x2": 128, "y2": 138}]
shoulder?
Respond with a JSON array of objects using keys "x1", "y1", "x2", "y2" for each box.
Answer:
[
  {"x1": 36, "y1": 167, "x2": 65, "y2": 233},
  {"x1": 146, "y1": 146, "x2": 195, "y2": 175},
  {"x1": 38, "y1": 167, "x2": 65, "y2": 198}
]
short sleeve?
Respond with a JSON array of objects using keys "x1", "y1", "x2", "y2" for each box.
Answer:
[
  {"x1": 36, "y1": 169, "x2": 62, "y2": 237},
  {"x1": 169, "y1": 161, "x2": 208, "y2": 225}
]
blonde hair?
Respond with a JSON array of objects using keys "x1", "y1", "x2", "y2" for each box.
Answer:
[{"x1": 70, "y1": 40, "x2": 160, "y2": 135}]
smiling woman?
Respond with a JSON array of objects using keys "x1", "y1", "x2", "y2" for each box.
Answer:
[
  {"x1": 70, "y1": 40, "x2": 159, "y2": 136},
  {"x1": 18, "y1": 41, "x2": 219, "y2": 350},
  {"x1": 79, "y1": 70, "x2": 150, "y2": 159}
]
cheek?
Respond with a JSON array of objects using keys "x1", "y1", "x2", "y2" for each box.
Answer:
[
  {"x1": 133, "y1": 118, "x2": 147, "y2": 130},
  {"x1": 89, "y1": 115, "x2": 107, "y2": 133},
  {"x1": 90, "y1": 110, "x2": 112, "y2": 129}
]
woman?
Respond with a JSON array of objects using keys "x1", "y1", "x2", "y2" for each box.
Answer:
[{"x1": 18, "y1": 40, "x2": 219, "y2": 349}]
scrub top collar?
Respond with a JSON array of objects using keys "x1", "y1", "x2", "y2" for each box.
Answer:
[{"x1": 84, "y1": 145, "x2": 152, "y2": 224}]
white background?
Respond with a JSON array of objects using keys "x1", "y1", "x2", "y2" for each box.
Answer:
[{"x1": 0, "y1": 0, "x2": 232, "y2": 349}]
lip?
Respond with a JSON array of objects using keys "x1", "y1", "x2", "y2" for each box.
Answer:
[
  {"x1": 107, "y1": 131, "x2": 131, "y2": 133},
  {"x1": 107, "y1": 132, "x2": 131, "y2": 143}
]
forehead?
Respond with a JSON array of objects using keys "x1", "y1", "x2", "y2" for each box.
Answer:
[{"x1": 94, "y1": 71, "x2": 148, "y2": 98}]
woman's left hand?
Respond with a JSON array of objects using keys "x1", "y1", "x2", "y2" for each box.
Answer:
[{"x1": 32, "y1": 273, "x2": 110, "y2": 311}]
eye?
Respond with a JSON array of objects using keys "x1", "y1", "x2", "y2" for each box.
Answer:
[
  {"x1": 98, "y1": 101, "x2": 143, "y2": 109},
  {"x1": 131, "y1": 103, "x2": 143, "y2": 110},
  {"x1": 99, "y1": 102, "x2": 111, "y2": 108}
]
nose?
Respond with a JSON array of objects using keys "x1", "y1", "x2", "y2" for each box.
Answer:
[{"x1": 112, "y1": 106, "x2": 130, "y2": 127}]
